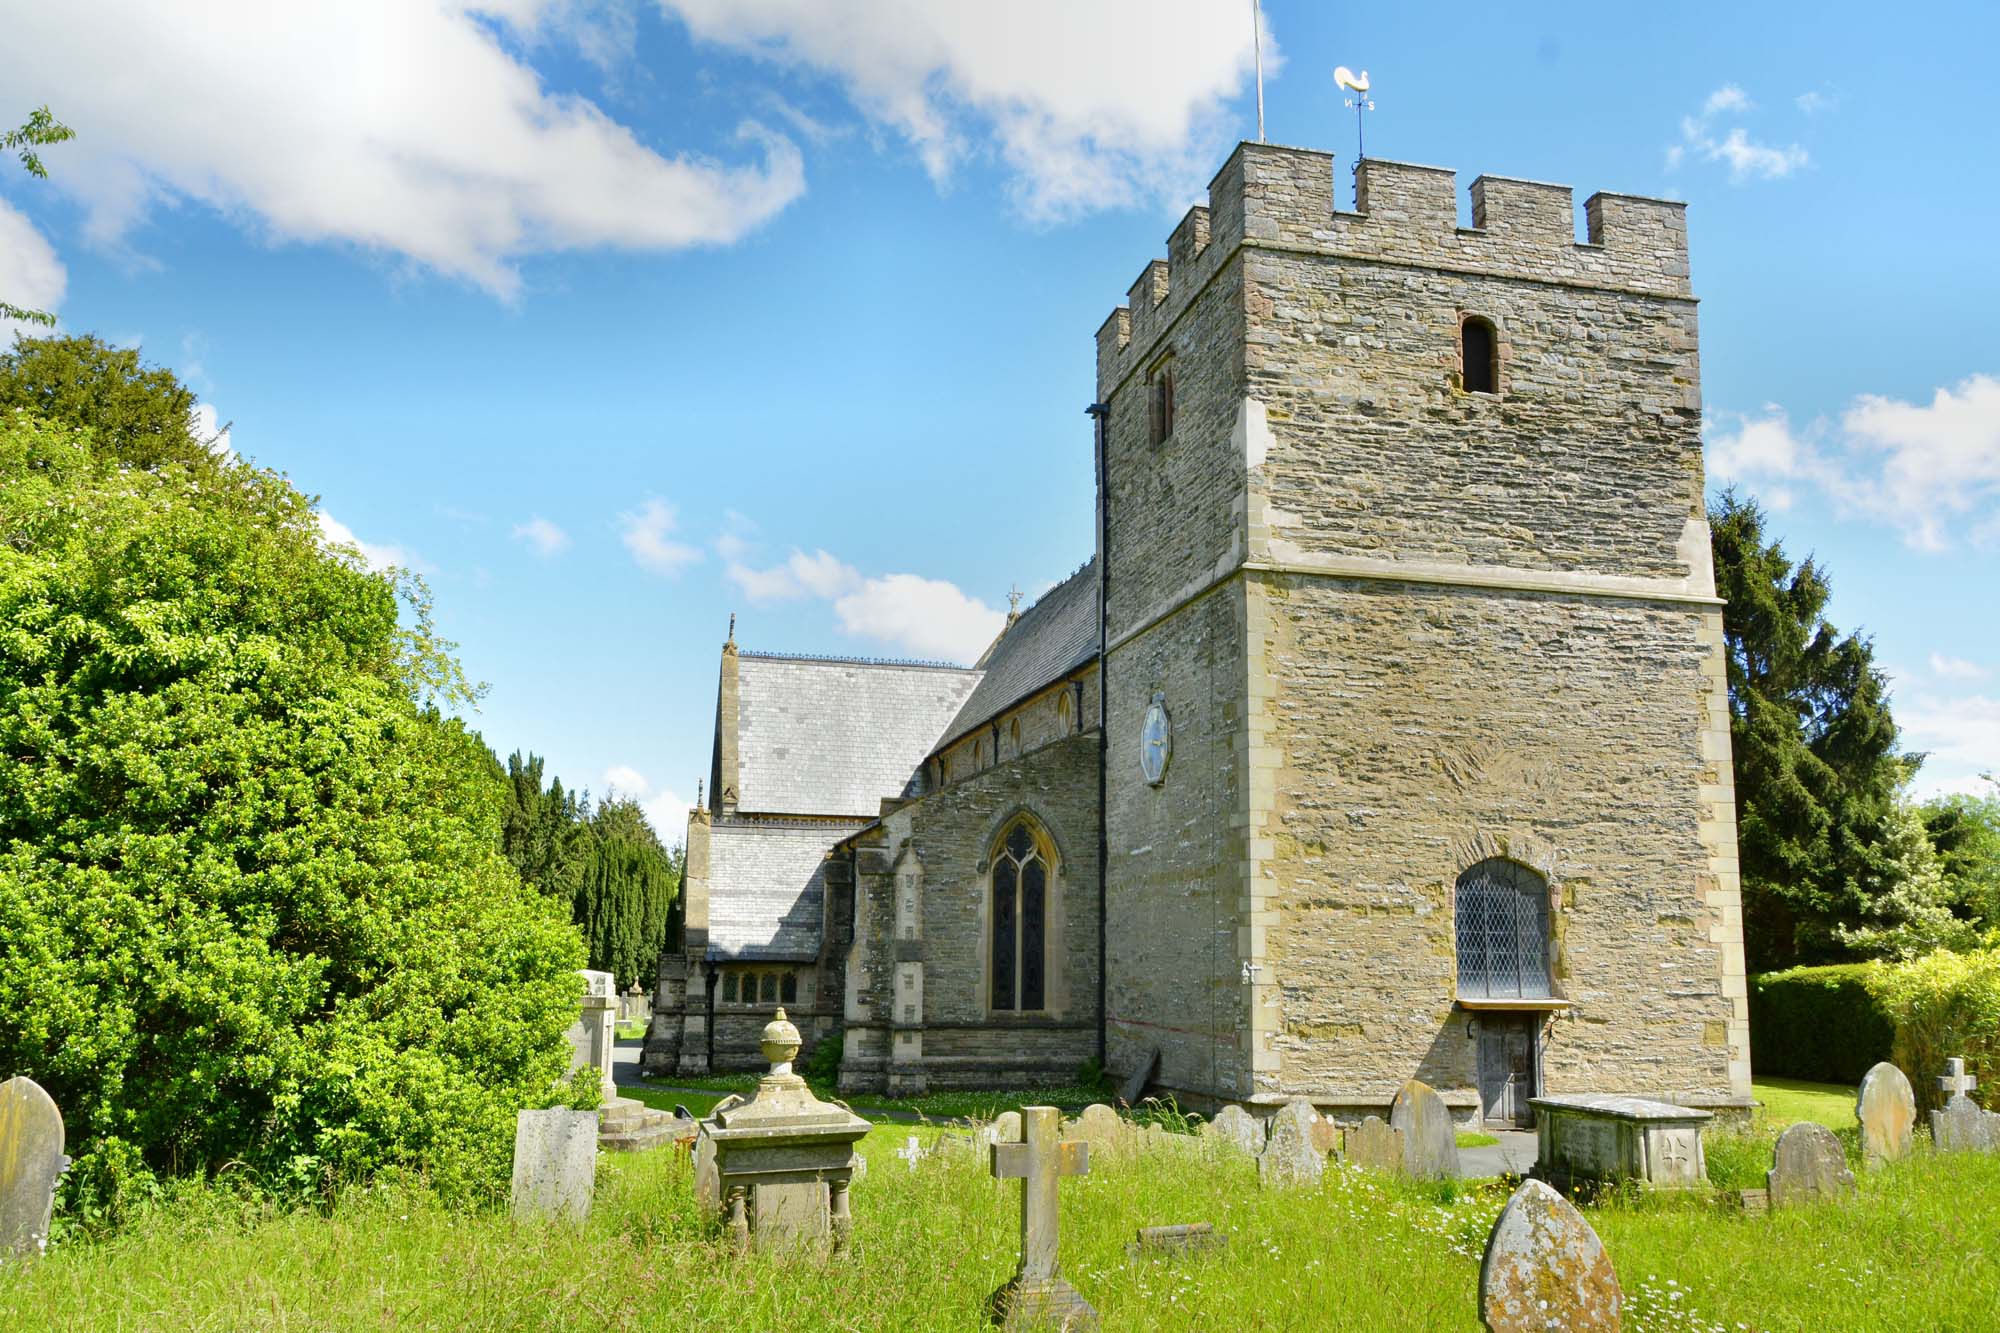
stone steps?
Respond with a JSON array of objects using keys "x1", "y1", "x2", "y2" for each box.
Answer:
[{"x1": 596, "y1": 1096, "x2": 696, "y2": 1154}]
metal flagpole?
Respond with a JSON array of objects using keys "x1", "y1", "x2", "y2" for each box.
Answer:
[{"x1": 1251, "y1": 0, "x2": 1265, "y2": 141}]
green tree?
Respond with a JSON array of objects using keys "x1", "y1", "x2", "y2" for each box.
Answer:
[
  {"x1": 0, "y1": 334, "x2": 214, "y2": 472},
  {"x1": 574, "y1": 797, "x2": 681, "y2": 990},
  {"x1": 1, "y1": 107, "x2": 73, "y2": 327},
  {"x1": 498, "y1": 751, "x2": 593, "y2": 900},
  {"x1": 0, "y1": 394, "x2": 586, "y2": 1213},
  {"x1": 1711, "y1": 491, "x2": 1915, "y2": 969},
  {"x1": 1923, "y1": 779, "x2": 2000, "y2": 933}
]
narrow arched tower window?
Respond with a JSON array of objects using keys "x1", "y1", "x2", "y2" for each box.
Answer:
[
  {"x1": 990, "y1": 818, "x2": 1051, "y2": 1011},
  {"x1": 1455, "y1": 858, "x2": 1550, "y2": 999},
  {"x1": 1461, "y1": 316, "x2": 1498, "y2": 394}
]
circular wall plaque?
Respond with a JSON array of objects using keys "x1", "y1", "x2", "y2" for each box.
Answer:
[{"x1": 1140, "y1": 692, "x2": 1171, "y2": 786}]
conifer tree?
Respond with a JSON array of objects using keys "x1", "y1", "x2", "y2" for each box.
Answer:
[
  {"x1": 574, "y1": 797, "x2": 680, "y2": 990},
  {"x1": 499, "y1": 751, "x2": 592, "y2": 900},
  {"x1": 1710, "y1": 491, "x2": 1915, "y2": 969}
]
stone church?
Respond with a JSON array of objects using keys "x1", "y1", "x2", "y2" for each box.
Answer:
[{"x1": 643, "y1": 140, "x2": 1754, "y2": 1127}]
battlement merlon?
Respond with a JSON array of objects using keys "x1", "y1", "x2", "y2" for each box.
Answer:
[{"x1": 1095, "y1": 141, "x2": 1692, "y2": 391}]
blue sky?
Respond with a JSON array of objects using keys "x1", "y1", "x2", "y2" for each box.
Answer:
[{"x1": 3, "y1": 1, "x2": 1996, "y2": 831}]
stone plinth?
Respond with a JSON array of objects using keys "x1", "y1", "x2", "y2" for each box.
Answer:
[
  {"x1": 567, "y1": 969, "x2": 619, "y2": 1102},
  {"x1": 694, "y1": 1008, "x2": 871, "y2": 1254},
  {"x1": 1532, "y1": 1094, "x2": 1711, "y2": 1189}
]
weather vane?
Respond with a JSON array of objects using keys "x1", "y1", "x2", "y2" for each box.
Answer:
[{"x1": 1335, "y1": 66, "x2": 1374, "y2": 164}]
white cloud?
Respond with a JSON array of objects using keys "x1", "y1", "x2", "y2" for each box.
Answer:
[
  {"x1": 1930, "y1": 654, "x2": 1989, "y2": 682},
  {"x1": 655, "y1": 0, "x2": 1275, "y2": 221},
  {"x1": 833, "y1": 572, "x2": 1005, "y2": 663},
  {"x1": 724, "y1": 546, "x2": 863, "y2": 603},
  {"x1": 1670, "y1": 85, "x2": 1808, "y2": 183},
  {"x1": 512, "y1": 515, "x2": 570, "y2": 556},
  {"x1": 600, "y1": 764, "x2": 690, "y2": 838},
  {"x1": 189, "y1": 401, "x2": 234, "y2": 462},
  {"x1": 1706, "y1": 375, "x2": 2000, "y2": 550},
  {"x1": 1894, "y1": 688, "x2": 2000, "y2": 801},
  {"x1": 1795, "y1": 90, "x2": 1836, "y2": 114},
  {"x1": 0, "y1": 199, "x2": 66, "y2": 340},
  {"x1": 620, "y1": 498, "x2": 703, "y2": 575},
  {"x1": 317, "y1": 510, "x2": 424, "y2": 574},
  {"x1": 0, "y1": 2, "x2": 805, "y2": 298}
]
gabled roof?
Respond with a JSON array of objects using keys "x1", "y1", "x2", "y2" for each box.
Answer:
[
  {"x1": 736, "y1": 653, "x2": 981, "y2": 817},
  {"x1": 706, "y1": 820, "x2": 854, "y2": 961},
  {"x1": 936, "y1": 559, "x2": 1099, "y2": 751}
]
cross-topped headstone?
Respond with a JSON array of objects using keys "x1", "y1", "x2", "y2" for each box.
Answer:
[
  {"x1": 989, "y1": 1105, "x2": 1097, "y2": 1329},
  {"x1": 1939, "y1": 1057, "x2": 1978, "y2": 1101},
  {"x1": 897, "y1": 1134, "x2": 924, "y2": 1169}
]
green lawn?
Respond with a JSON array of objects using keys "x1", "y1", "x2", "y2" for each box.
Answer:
[
  {"x1": 624, "y1": 1074, "x2": 1118, "y2": 1125},
  {"x1": 7, "y1": 1117, "x2": 1997, "y2": 1330},
  {"x1": 1752, "y1": 1076, "x2": 1857, "y2": 1128}
]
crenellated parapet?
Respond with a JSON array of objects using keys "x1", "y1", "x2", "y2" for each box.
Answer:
[{"x1": 1096, "y1": 141, "x2": 1691, "y2": 392}]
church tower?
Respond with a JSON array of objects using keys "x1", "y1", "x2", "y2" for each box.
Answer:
[{"x1": 1095, "y1": 143, "x2": 1750, "y2": 1121}]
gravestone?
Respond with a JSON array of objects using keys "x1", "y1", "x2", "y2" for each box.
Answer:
[
  {"x1": 566, "y1": 969, "x2": 619, "y2": 1103},
  {"x1": 1258, "y1": 1100, "x2": 1324, "y2": 1189},
  {"x1": 0, "y1": 1077, "x2": 69, "y2": 1258},
  {"x1": 1478, "y1": 1178, "x2": 1623, "y2": 1333},
  {"x1": 1345, "y1": 1115, "x2": 1405, "y2": 1173},
  {"x1": 990, "y1": 1106, "x2": 1096, "y2": 1330},
  {"x1": 1202, "y1": 1104, "x2": 1263, "y2": 1156},
  {"x1": 1071, "y1": 1103, "x2": 1126, "y2": 1156},
  {"x1": 1855, "y1": 1062, "x2": 1916, "y2": 1167},
  {"x1": 1389, "y1": 1079, "x2": 1460, "y2": 1180},
  {"x1": 510, "y1": 1107, "x2": 598, "y2": 1222},
  {"x1": 1119, "y1": 1048, "x2": 1160, "y2": 1108},
  {"x1": 897, "y1": 1135, "x2": 925, "y2": 1169},
  {"x1": 1531, "y1": 1095, "x2": 1710, "y2": 1190},
  {"x1": 1929, "y1": 1058, "x2": 1998, "y2": 1153},
  {"x1": 1126, "y1": 1222, "x2": 1227, "y2": 1260},
  {"x1": 1309, "y1": 1117, "x2": 1341, "y2": 1158},
  {"x1": 994, "y1": 1110, "x2": 1022, "y2": 1144},
  {"x1": 1766, "y1": 1122, "x2": 1854, "y2": 1208}
]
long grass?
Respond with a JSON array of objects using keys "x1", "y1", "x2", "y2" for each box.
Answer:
[{"x1": 5, "y1": 1114, "x2": 1998, "y2": 1331}]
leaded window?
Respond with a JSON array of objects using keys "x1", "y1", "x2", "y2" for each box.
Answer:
[
  {"x1": 760, "y1": 972, "x2": 777, "y2": 1004},
  {"x1": 990, "y1": 818, "x2": 1050, "y2": 1012},
  {"x1": 781, "y1": 972, "x2": 797, "y2": 1004},
  {"x1": 722, "y1": 973, "x2": 738, "y2": 1004},
  {"x1": 1455, "y1": 858, "x2": 1551, "y2": 1000}
]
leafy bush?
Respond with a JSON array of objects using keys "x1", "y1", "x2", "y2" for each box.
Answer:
[
  {"x1": 1876, "y1": 947, "x2": 2000, "y2": 1112},
  {"x1": 0, "y1": 405, "x2": 586, "y2": 1217},
  {"x1": 1748, "y1": 963, "x2": 1895, "y2": 1084}
]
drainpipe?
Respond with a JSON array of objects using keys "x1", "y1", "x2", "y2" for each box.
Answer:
[{"x1": 1087, "y1": 400, "x2": 1111, "y2": 1073}]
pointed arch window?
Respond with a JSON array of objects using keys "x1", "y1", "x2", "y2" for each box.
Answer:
[
  {"x1": 1455, "y1": 858, "x2": 1551, "y2": 1000},
  {"x1": 990, "y1": 818, "x2": 1051, "y2": 1012}
]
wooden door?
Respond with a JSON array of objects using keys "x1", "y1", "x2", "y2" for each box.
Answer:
[{"x1": 1476, "y1": 1015, "x2": 1536, "y2": 1127}]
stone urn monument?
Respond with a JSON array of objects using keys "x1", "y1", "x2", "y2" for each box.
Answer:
[{"x1": 693, "y1": 1008, "x2": 872, "y2": 1254}]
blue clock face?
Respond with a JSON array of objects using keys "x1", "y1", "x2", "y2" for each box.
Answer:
[{"x1": 1141, "y1": 695, "x2": 1171, "y2": 785}]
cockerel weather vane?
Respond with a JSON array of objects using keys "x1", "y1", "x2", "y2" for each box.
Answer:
[{"x1": 1335, "y1": 66, "x2": 1374, "y2": 163}]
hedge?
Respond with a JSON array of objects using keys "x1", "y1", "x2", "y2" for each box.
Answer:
[
  {"x1": 1749, "y1": 963, "x2": 1896, "y2": 1086},
  {"x1": 1751, "y1": 950, "x2": 2000, "y2": 1110}
]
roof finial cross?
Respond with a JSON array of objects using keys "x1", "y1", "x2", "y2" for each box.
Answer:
[{"x1": 1008, "y1": 584, "x2": 1024, "y2": 615}]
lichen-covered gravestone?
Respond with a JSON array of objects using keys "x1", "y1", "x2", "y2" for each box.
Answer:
[
  {"x1": 511, "y1": 1107, "x2": 599, "y2": 1222},
  {"x1": 1478, "y1": 1179, "x2": 1623, "y2": 1333},
  {"x1": 0, "y1": 1077, "x2": 70, "y2": 1258},
  {"x1": 1389, "y1": 1078, "x2": 1460, "y2": 1180},
  {"x1": 1930, "y1": 1058, "x2": 1999, "y2": 1154},
  {"x1": 1854, "y1": 1061, "x2": 1916, "y2": 1167},
  {"x1": 1766, "y1": 1122, "x2": 1854, "y2": 1209},
  {"x1": 1201, "y1": 1104, "x2": 1263, "y2": 1156},
  {"x1": 1070, "y1": 1103, "x2": 1126, "y2": 1156},
  {"x1": 1258, "y1": 1101, "x2": 1324, "y2": 1189},
  {"x1": 1345, "y1": 1115, "x2": 1405, "y2": 1173}
]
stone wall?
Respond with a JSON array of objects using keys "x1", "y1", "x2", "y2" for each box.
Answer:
[{"x1": 842, "y1": 727, "x2": 1102, "y2": 1094}]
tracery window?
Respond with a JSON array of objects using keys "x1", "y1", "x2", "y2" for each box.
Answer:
[
  {"x1": 1455, "y1": 858, "x2": 1551, "y2": 1000},
  {"x1": 990, "y1": 818, "x2": 1051, "y2": 1011}
]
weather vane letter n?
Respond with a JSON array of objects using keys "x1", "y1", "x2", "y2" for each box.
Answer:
[{"x1": 1335, "y1": 66, "x2": 1374, "y2": 163}]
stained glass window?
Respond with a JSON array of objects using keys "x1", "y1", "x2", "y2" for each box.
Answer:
[
  {"x1": 1455, "y1": 858, "x2": 1551, "y2": 999},
  {"x1": 991, "y1": 818, "x2": 1051, "y2": 1012},
  {"x1": 992, "y1": 858, "x2": 1017, "y2": 1010}
]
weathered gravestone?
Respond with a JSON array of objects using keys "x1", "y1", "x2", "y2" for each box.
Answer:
[
  {"x1": 1855, "y1": 1061, "x2": 1916, "y2": 1167},
  {"x1": 1478, "y1": 1178, "x2": 1623, "y2": 1333},
  {"x1": 994, "y1": 1110, "x2": 1023, "y2": 1145},
  {"x1": 990, "y1": 1106, "x2": 1096, "y2": 1330},
  {"x1": 1389, "y1": 1078, "x2": 1460, "y2": 1180},
  {"x1": 1309, "y1": 1117, "x2": 1341, "y2": 1158},
  {"x1": 1119, "y1": 1048, "x2": 1160, "y2": 1108},
  {"x1": 1258, "y1": 1100, "x2": 1324, "y2": 1189},
  {"x1": 1070, "y1": 1103, "x2": 1126, "y2": 1157},
  {"x1": 1766, "y1": 1122, "x2": 1854, "y2": 1209},
  {"x1": 1126, "y1": 1222, "x2": 1227, "y2": 1261},
  {"x1": 511, "y1": 1107, "x2": 598, "y2": 1222},
  {"x1": 1345, "y1": 1115, "x2": 1405, "y2": 1173},
  {"x1": 0, "y1": 1077, "x2": 70, "y2": 1258},
  {"x1": 1530, "y1": 1095, "x2": 1709, "y2": 1190},
  {"x1": 1930, "y1": 1058, "x2": 1999, "y2": 1153},
  {"x1": 1201, "y1": 1104, "x2": 1263, "y2": 1156}
]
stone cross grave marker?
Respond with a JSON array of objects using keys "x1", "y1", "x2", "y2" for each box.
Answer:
[
  {"x1": 0, "y1": 1076, "x2": 70, "y2": 1258},
  {"x1": 1930, "y1": 1057, "x2": 1999, "y2": 1153},
  {"x1": 1937, "y1": 1057, "x2": 1977, "y2": 1101},
  {"x1": 510, "y1": 1107, "x2": 597, "y2": 1222},
  {"x1": 1258, "y1": 1100, "x2": 1324, "y2": 1189},
  {"x1": 1855, "y1": 1061, "x2": 1916, "y2": 1168},
  {"x1": 1202, "y1": 1103, "x2": 1263, "y2": 1156},
  {"x1": 1478, "y1": 1178, "x2": 1623, "y2": 1333},
  {"x1": 990, "y1": 1106, "x2": 1096, "y2": 1330},
  {"x1": 1766, "y1": 1122, "x2": 1854, "y2": 1209},
  {"x1": 898, "y1": 1134, "x2": 924, "y2": 1169},
  {"x1": 1345, "y1": 1115, "x2": 1405, "y2": 1174},
  {"x1": 1390, "y1": 1078, "x2": 1460, "y2": 1180}
]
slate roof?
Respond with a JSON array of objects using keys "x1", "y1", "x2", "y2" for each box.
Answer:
[
  {"x1": 736, "y1": 654, "x2": 982, "y2": 816},
  {"x1": 705, "y1": 820, "x2": 859, "y2": 961},
  {"x1": 936, "y1": 559, "x2": 1099, "y2": 751}
]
